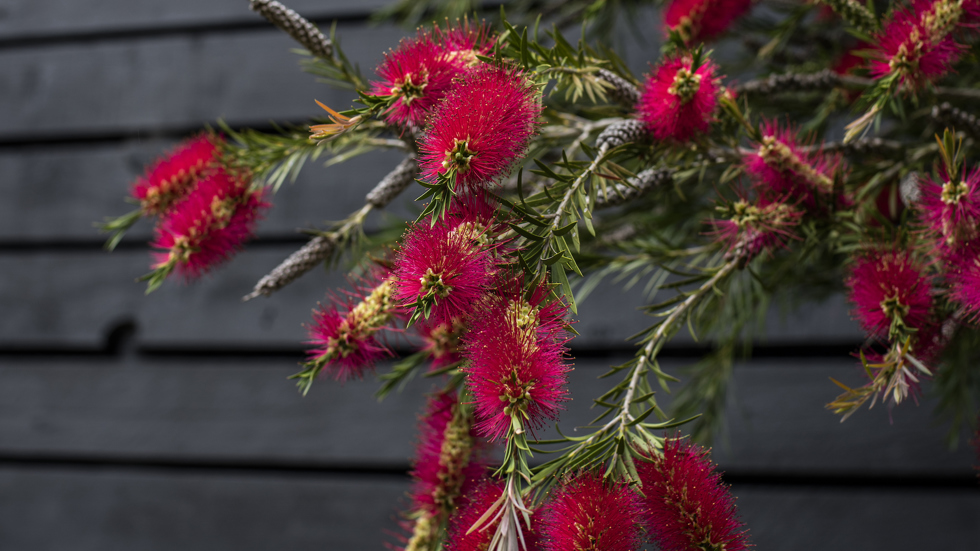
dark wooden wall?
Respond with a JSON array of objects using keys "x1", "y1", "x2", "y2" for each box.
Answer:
[{"x1": 0, "y1": 2, "x2": 977, "y2": 549}]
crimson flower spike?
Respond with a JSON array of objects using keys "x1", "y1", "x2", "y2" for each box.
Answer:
[
  {"x1": 539, "y1": 471, "x2": 644, "y2": 551},
  {"x1": 145, "y1": 168, "x2": 268, "y2": 291},
  {"x1": 846, "y1": 247, "x2": 934, "y2": 342},
  {"x1": 637, "y1": 438, "x2": 751, "y2": 551},
  {"x1": 298, "y1": 274, "x2": 398, "y2": 390},
  {"x1": 637, "y1": 53, "x2": 721, "y2": 143},
  {"x1": 418, "y1": 63, "x2": 542, "y2": 191},
  {"x1": 664, "y1": 0, "x2": 753, "y2": 45},
  {"x1": 461, "y1": 279, "x2": 572, "y2": 441}
]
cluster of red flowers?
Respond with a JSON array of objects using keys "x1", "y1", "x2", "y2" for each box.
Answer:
[
  {"x1": 872, "y1": 0, "x2": 980, "y2": 89},
  {"x1": 312, "y1": 21, "x2": 564, "y2": 440},
  {"x1": 130, "y1": 134, "x2": 269, "y2": 281},
  {"x1": 438, "y1": 439, "x2": 748, "y2": 551}
]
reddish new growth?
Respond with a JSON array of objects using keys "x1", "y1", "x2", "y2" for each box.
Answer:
[
  {"x1": 443, "y1": 479, "x2": 504, "y2": 551},
  {"x1": 846, "y1": 249, "x2": 934, "y2": 341},
  {"x1": 744, "y1": 120, "x2": 842, "y2": 208},
  {"x1": 410, "y1": 391, "x2": 485, "y2": 517},
  {"x1": 393, "y1": 219, "x2": 496, "y2": 325},
  {"x1": 462, "y1": 284, "x2": 571, "y2": 440},
  {"x1": 919, "y1": 167, "x2": 980, "y2": 251},
  {"x1": 539, "y1": 471, "x2": 643, "y2": 551},
  {"x1": 664, "y1": 0, "x2": 752, "y2": 44},
  {"x1": 637, "y1": 438, "x2": 750, "y2": 551},
  {"x1": 711, "y1": 198, "x2": 803, "y2": 262},
  {"x1": 638, "y1": 56, "x2": 719, "y2": 143},
  {"x1": 373, "y1": 30, "x2": 462, "y2": 128},
  {"x1": 419, "y1": 64, "x2": 542, "y2": 189},
  {"x1": 306, "y1": 277, "x2": 397, "y2": 381},
  {"x1": 133, "y1": 134, "x2": 221, "y2": 216},
  {"x1": 151, "y1": 168, "x2": 267, "y2": 278},
  {"x1": 871, "y1": 0, "x2": 978, "y2": 89}
]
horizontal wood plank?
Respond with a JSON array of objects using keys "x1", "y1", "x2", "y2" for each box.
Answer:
[
  {"x1": 0, "y1": 23, "x2": 403, "y2": 139},
  {"x1": 0, "y1": 467, "x2": 409, "y2": 551},
  {"x1": 0, "y1": 248, "x2": 862, "y2": 348},
  {"x1": 0, "y1": 357, "x2": 971, "y2": 474},
  {"x1": 0, "y1": 0, "x2": 388, "y2": 41},
  {"x1": 0, "y1": 466, "x2": 975, "y2": 550}
]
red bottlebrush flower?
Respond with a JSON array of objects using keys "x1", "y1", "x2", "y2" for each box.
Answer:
[
  {"x1": 444, "y1": 479, "x2": 505, "y2": 551},
  {"x1": 418, "y1": 316, "x2": 467, "y2": 371},
  {"x1": 871, "y1": 0, "x2": 970, "y2": 89},
  {"x1": 946, "y1": 245, "x2": 980, "y2": 321},
  {"x1": 462, "y1": 293, "x2": 571, "y2": 440},
  {"x1": 744, "y1": 120, "x2": 842, "y2": 208},
  {"x1": 410, "y1": 391, "x2": 486, "y2": 517},
  {"x1": 539, "y1": 471, "x2": 644, "y2": 551},
  {"x1": 637, "y1": 438, "x2": 751, "y2": 551},
  {"x1": 485, "y1": 277, "x2": 570, "y2": 343},
  {"x1": 846, "y1": 248, "x2": 934, "y2": 340},
  {"x1": 372, "y1": 30, "x2": 462, "y2": 128},
  {"x1": 392, "y1": 219, "x2": 496, "y2": 325},
  {"x1": 637, "y1": 56, "x2": 719, "y2": 143},
  {"x1": 443, "y1": 191, "x2": 507, "y2": 239},
  {"x1": 664, "y1": 0, "x2": 752, "y2": 44},
  {"x1": 711, "y1": 198, "x2": 803, "y2": 262},
  {"x1": 150, "y1": 168, "x2": 268, "y2": 279},
  {"x1": 436, "y1": 18, "x2": 495, "y2": 66},
  {"x1": 419, "y1": 64, "x2": 542, "y2": 189},
  {"x1": 918, "y1": 167, "x2": 980, "y2": 251},
  {"x1": 306, "y1": 278, "x2": 397, "y2": 381},
  {"x1": 133, "y1": 134, "x2": 221, "y2": 216}
]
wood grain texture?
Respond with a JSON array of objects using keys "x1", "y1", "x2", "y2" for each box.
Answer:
[
  {"x1": 0, "y1": 356, "x2": 971, "y2": 474},
  {"x1": 0, "y1": 247, "x2": 862, "y2": 348},
  {"x1": 0, "y1": 1, "x2": 390, "y2": 40},
  {"x1": 0, "y1": 24, "x2": 403, "y2": 139},
  {"x1": 0, "y1": 466, "x2": 975, "y2": 551},
  {"x1": 0, "y1": 467, "x2": 410, "y2": 551}
]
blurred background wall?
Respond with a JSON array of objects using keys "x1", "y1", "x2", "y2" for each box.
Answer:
[{"x1": 0, "y1": 1, "x2": 976, "y2": 549}]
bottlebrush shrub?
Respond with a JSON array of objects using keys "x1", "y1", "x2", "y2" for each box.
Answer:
[{"x1": 102, "y1": 3, "x2": 980, "y2": 550}]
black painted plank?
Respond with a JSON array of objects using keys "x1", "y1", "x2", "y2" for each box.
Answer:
[
  {"x1": 0, "y1": 139, "x2": 410, "y2": 241},
  {"x1": 0, "y1": 0, "x2": 386, "y2": 41},
  {"x1": 0, "y1": 467, "x2": 409, "y2": 551},
  {"x1": 0, "y1": 356, "x2": 971, "y2": 474},
  {"x1": 0, "y1": 248, "x2": 861, "y2": 348},
  {"x1": 733, "y1": 485, "x2": 980, "y2": 551},
  {"x1": 0, "y1": 23, "x2": 403, "y2": 139},
  {"x1": 0, "y1": 466, "x2": 975, "y2": 551}
]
